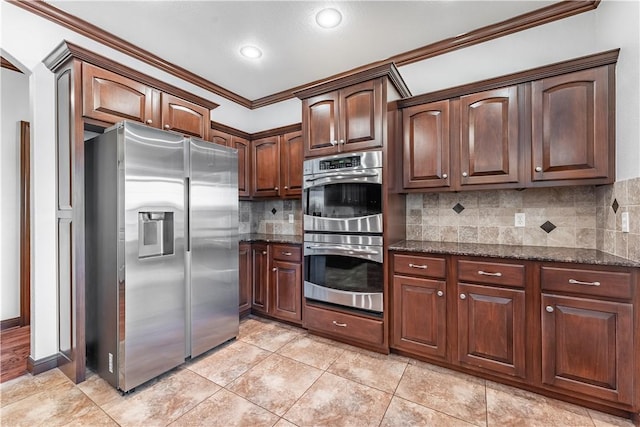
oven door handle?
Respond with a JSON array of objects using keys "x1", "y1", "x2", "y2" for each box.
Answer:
[
  {"x1": 305, "y1": 172, "x2": 379, "y2": 182},
  {"x1": 305, "y1": 245, "x2": 380, "y2": 255}
]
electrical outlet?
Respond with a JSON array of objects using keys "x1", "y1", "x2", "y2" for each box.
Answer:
[
  {"x1": 515, "y1": 213, "x2": 526, "y2": 227},
  {"x1": 288, "y1": 214, "x2": 294, "y2": 224},
  {"x1": 621, "y1": 212, "x2": 630, "y2": 233}
]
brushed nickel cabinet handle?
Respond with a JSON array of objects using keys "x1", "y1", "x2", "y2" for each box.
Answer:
[
  {"x1": 569, "y1": 279, "x2": 601, "y2": 286},
  {"x1": 437, "y1": 290, "x2": 444, "y2": 297},
  {"x1": 272, "y1": 267, "x2": 277, "y2": 272},
  {"x1": 146, "y1": 119, "x2": 153, "y2": 125},
  {"x1": 409, "y1": 263, "x2": 428, "y2": 269},
  {"x1": 164, "y1": 124, "x2": 170, "y2": 129},
  {"x1": 442, "y1": 173, "x2": 448, "y2": 179},
  {"x1": 339, "y1": 139, "x2": 345, "y2": 144},
  {"x1": 284, "y1": 186, "x2": 288, "y2": 190},
  {"x1": 478, "y1": 270, "x2": 502, "y2": 277},
  {"x1": 282, "y1": 252, "x2": 292, "y2": 256},
  {"x1": 330, "y1": 140, "x2": 337, "y2": 146},
  {"x1": 462, "y1": 172, "x2": 468, "y2": 177},
  {"x1": 262, "y1": 251, "x2": 267, "y2": 255},
  {"x1": 460, "y1": 293, "x2": 466, "y2": 300},
  {"x1": 546, "y1": 305, "x2": 554, "y2": 313},
  {"x1": 332, "y1": 320, "x2": 347, "y2": 327},
  {"x1": 535, "y1": 166, "x2": 543, "y2": 172},
  {"x1": 274, "y1": 187, "x2": 279, "y2": 191}
]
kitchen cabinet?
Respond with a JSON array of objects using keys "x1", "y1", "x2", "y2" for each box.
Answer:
[
  {"x1": 402, "y1": 100, "x2": 451, "y2": 189},
  {"x1": 302, "y1": 79, "x2": 384, "y2": 158},
  {"x1": 210, "y1": 128, "x2": 251, "y2": 198},
  {"x1": 304, "y1": 303, "x2": 384, "y2": 349},
  {"x1": 250, "y1": 243, "x2": 270, "y2": 314},
  {"x1": 392, "y1": 254, "x2": 447, "y2": 359},
  {"x1": 531, "y1": 66, "x2": 613, "y2": 185},
  {"x1": 398, "y1": 50, "x2": 618, "y2": 192},
  {"x1": 239, "y1": 243, "x2": 251, "y2": 317},
  {"x1": 248, "y1": 242, "x2": 302, "y2": 324},
  {"x1": 82, "y1": 62, "x2": 213, "y2": 140},
  {"x1": 251, "y1": 130, "x2": 303, "y2": 199},
  {"x1": 540, "y1": 265, "x2": 634, "y2": 405}
]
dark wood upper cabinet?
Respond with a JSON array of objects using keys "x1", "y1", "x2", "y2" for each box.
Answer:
[
  {"x1": 232, "y1": 136, "x2": 251, "y2": 198},
  {"x1": 402, "y1": 100, "x2": 451, "y2": 189},
  {"x1": 531, "y1": 66, "x2": 612, "y2": 184},
  {"x1": 460, "y1": 86, "x2": 520, "y2": 186},
  {"x1": 209, "y1": 129, "x2": 233, "y2": 147},
  {"x1": 161, "y1": 93, "x2": 209, "y2": 139},
  {"x1": 280, "y1": 131, "x2": 303, "y2": 197},
  {"x1": 82, "y1": 62, "x2": 158, "y2": 126},
  {"x1": 541, "y1": 294, "x2": 633, "y2": 405},
  {"x1": 302, "y1": 79, "x2": 383, "y2": 157},
  {"x1": 252, "y1": 136, "x2": 281, "y2": 198}
]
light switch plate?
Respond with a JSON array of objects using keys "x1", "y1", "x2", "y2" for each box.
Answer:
[
  {"x1": 621, "y1": 212, "x2": 630, "y2": 233},
  {"x1": 515, "y1": 213, "x2": 526, "y2": 227},
  {"x1": 288, "y1": 214, "x2": 294, "y2": 224}
]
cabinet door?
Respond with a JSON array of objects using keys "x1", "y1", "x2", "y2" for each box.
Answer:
[
  {"x1": 457, "y1": 283, "x2": 526, "y2": 378},
  {"x1": 459, "y1": 86, "x2": 520, "y2": 186},
  {"x1": 541, "y1": 294, "x2": 633, "y2": 404},
  {"x1": 209, "y1": 129, "x2": 232, "y2": 147},
  {"x1": 531, "y1": 66, "x2": 611, "y2": 182},
  {"x1": 271, "y1": 260, "x2": 302, "y2": 323},
  {"x1": 161, "y1": 93, "x2": 209, "y2": 139},
  {"x1": 82, "y1": 62, "x2": 158, "y2": 126},
  {"x1": 339, "y1": 79, "x2": 384, "y2": 153},
  {"x1": 303, "y1": 91, "x2": 340, "y2": 157},
  {"x1": 239, "y1": 243, "x2": 252, "y2": 315},
  {"x1": 402, "y1": 100, "x2": 451, "y2": 189},
  {"x1": 232, "y1": 136, "x2": 251, "y2": 198},
  {"x1": 252, "y1": 136, "x2": 280, "y2": 198},
  {"x1": 392, "y1": 275, "x2": 446, "y2": 359},
  {"x1": 251, "y1": 244, "x2": 269, "y2": 314},
  {"x1": 280, "y1": 131, "x2": 303, "y2": 198}
]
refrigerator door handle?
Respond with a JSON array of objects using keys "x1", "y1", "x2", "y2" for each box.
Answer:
[{"x1": 185, "y1": 177, "x2": 191, "y2": 252}]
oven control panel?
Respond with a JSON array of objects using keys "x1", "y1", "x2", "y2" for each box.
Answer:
[
  {"x1": 303, "y1": 150, "x2": 382, "y2": 175},
  {"x1": 319, "y1": 155, "x2": 361, "y2": 170}
]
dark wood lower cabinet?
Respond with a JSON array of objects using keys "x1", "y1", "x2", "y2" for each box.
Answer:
[
  {"x1": 392, "y1": 275, "x2": 446, "y2": 359},
  {"x1": 238, "y1": 243, "x2": 251, "y2": 316},
  {"x1": 250, "y1": 243, "x2": 269, "y2": 315},
  {"x1": 541, "y1": 294, "x2": 634, "y2": 405},
  {"x1": 271, "y1": 260, "x2": 302, "y2": 322},
  {"x1": 457, "y1": 283, "x2": 526, "y2": 378}
]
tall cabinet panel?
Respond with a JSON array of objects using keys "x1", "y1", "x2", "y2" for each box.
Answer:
[{"x1": 280, "y1": 131, "x2": 303, "y2": 198}]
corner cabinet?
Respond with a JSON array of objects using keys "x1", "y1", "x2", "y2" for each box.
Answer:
[
  {"x1": 399, "y1": 49, "x2": 619, "y2": 192},
  {"x1": 210, "y1": 128, "x2": 251, "y2": 198},
  {"x1": 251, "y1": 128, "x2": 303, "y2": 199}
]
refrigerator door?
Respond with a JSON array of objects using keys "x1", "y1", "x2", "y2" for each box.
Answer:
[
  {"x1": 122, "y1": 122, "x2": 186, "y2": 391},
  {"x1": 188, "y1": 137, "x2": 239, "y2": 358}
]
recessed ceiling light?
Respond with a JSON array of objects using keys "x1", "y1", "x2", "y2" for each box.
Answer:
[
  {"x1": 316, "y1": 8, "x2": 342, "y2": 29},
  {"x1": 240, "y1": 45, "x2": 262, "y2": 59}
]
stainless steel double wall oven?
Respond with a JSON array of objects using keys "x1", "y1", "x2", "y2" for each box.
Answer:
[{"x1": 302, "y1": 150, "x2": 384, "y2": 313}]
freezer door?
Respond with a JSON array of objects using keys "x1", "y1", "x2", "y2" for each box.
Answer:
[
  {"x1": 189, "y1": 137, "x2": 239, "y2": 358},
  {"x1": 122, "y1": 122, "x2": 186, "y2": 392}
]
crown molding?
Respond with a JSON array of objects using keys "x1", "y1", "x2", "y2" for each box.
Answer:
[
  {"x1": 396, "y1": 48, "x2": 619, "y2": 109},
  {"x1": 1, "y1": 56, "x2": 24, "y2": 73},
  {"x1": 14, "y1": 0, "x2": 599, "y2": 109},
  {"x1": 250, "y1": 123, "x2": 302, "y2": 140}
]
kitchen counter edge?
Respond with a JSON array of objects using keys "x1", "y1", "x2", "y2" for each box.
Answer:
[
  {"x1": 239, "y1": 233, "x2": 303, "y2": 245},
  {"x1": 389, "y1": 240, "x2": 640, "y2": 268}
]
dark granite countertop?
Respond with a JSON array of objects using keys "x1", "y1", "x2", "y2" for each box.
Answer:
[
  {"x1": 389, "y1": 240, "x2": 640, "y2": 268},
  {"x1": 239, "y1": 233, "x2": 303, "y2": 245}
]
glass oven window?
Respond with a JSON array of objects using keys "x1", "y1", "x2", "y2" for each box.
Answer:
[
  {"x1": 305, "y1": 254, "x2": 383, "y2": 293},
  {"x1": 305, "y1": 183, "x2": 381, "y2": 218}
]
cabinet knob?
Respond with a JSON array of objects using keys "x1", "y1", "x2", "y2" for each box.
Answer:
[
  {"x1": 459, "y1": 293, "x2": 466, "y2": 300},
  {"x1": 462, "y1": 172, "x2": 468, "y2": 177},
  {"x1": 272, "y1": 267, "x2": 277, "y2": 272},
  {"x1": 284, "y1": 186, "x2": 288, "y2": 190},
  {"x1": 535, "y1": 166, "x2": 543, "y2": 172},
  {"x1": 164, "y1": 124, "x2": 170, "y2": 130},
  {"x1": 146, "y1": 119, "x2": 153, "y2": 125},
  {"x1": 262, "y1": 251, "x2": 267, "y2": 255},
  {"x1": 546, "y1": 305, "x2": 554, "y2": 313},
  {"x1": 339, "y1": 139, "x2": 345, "y2": 144},
  {"x1": 437, "y1": 290, "x2": 444, "y2": 297},
  {"x1": 330, "y1": 140, "x2": 337, "y2": 146},
  {"x1": 274, "y1": 187, "x2": 279, "y2": 191},
  {"x1": 442, "y1": 173, "x2": 448, "y2": 179}
]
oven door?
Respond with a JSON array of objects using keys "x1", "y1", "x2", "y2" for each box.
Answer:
[
  {"x1": 303, "y1": 235, "x2": 383, "y2": 313},
  {"x1": 303, "y1": 169, "x2": 382, "y2": 234}
]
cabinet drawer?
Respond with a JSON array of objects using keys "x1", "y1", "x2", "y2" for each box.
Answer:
[
  {"x1": 457, "y1": 260, "x2": 525, "y2": 288},
  {"x1": 272, "y1": 244, "x2": 301, "y2": 262},
  {"x1": 394, "y1": 254, "x2": 446, "y2": 278},
  {"x1": 304, "y1": 304, "x2": 384, "y2": 346},
  {"x1": 540, "y1": 266, "x2": 632, "y2": 300}
]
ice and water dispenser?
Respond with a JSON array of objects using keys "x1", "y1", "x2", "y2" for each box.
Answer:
[{"x1": 138, "y1": 211, "x2": 174, "y2": 258}]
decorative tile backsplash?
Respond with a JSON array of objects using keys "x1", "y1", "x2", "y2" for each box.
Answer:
[
  {"x1": 239, "y1": 200, "x2": 303, "y2": 235},
  {"x1": 405, "y1": 177, "x2": 640, "y2": 262}
]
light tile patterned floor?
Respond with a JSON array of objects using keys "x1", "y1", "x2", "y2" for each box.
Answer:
[{"x1": 0, "y1": 316, "x2": 635, "y2": 427}]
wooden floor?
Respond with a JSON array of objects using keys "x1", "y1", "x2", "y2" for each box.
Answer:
[{"x1": 1, "y1": 326, "x2": 30, "y2": 383}]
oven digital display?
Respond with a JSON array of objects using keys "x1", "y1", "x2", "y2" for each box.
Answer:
[{"x1": 319, "y1": 155, "x2": 361, "y2": 170}]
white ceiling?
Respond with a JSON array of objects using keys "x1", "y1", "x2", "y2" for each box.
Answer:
[{"x1": 47, "y1": 1, "x2": 556, "y2": 101}]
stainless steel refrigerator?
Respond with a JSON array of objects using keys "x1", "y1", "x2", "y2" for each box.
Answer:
[{"x1": 85, "y1": 121, "x2": 239, "y2": 393}]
